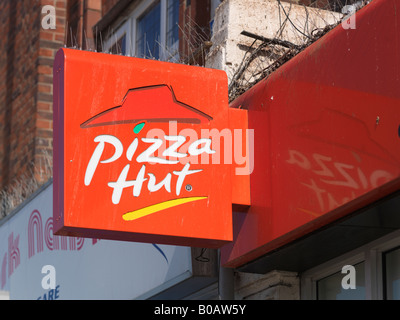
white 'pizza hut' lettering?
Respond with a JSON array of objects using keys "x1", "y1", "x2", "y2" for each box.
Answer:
[{"x1": 84, "y1": 134, "x2": 215, "y2": 204}]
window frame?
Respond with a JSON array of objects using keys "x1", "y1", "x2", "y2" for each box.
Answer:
[
  {"x1": 104, "y1": 0, "x2": 179, "y2": 61},
  {"x1": 301, "y1": 228, "x2": 400, "y2": 300},
  {"x1": 106, "y1": 19, "x2": 130, "y2": 55}
]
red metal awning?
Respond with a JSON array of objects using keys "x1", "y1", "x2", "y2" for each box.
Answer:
[{"x1": 222, "y1": 0, "x2": 400, "y2": 268}]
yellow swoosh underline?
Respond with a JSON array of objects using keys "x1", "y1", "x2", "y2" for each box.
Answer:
[{"x1": 122, "y1": 197, "x2": 208, "y2": 221}]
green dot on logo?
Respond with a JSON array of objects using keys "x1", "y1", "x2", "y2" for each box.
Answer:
[{"x1": 134, "y1": 122, "x2": 145, "y2": 134}]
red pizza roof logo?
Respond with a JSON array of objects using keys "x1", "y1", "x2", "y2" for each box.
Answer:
[{"x1": 81, "y1": 84, "x2": 212, "y2": 128}]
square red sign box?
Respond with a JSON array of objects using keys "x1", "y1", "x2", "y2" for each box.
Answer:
[{"x1": 53, "y1": 48, "x2": 233, "y2": 248}]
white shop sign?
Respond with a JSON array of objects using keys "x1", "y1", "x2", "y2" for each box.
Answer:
[{"x1": 0, "y1": 182, "x2": 192, "y2": 299}]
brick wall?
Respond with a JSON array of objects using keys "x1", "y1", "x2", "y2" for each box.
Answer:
[
  {"x1": 37, "y1": 0, "x2": 68, "y2": 183},
  {"x1": 101, "y1": 0, "x2": 121, "y2": 16},
  {"x1": 0, "y1": 0, "x2": 105, "y2": 215},
  {"x1": 0, "y1": 0, "x2": 41, "y2": 190},
  {"x1": 0, "y1": 0, "x2": 67, "y2": 206},
  {"x1": 67, "y1": 0, "x2": 101, "y2": 49}
]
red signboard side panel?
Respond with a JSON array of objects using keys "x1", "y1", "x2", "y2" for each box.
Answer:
[
  {"x1": 230, "y1": 108, "x2": 251, "y2": 208},
  {"x1": 52, "y1": 49, "x2": 65, "y2": 234}
]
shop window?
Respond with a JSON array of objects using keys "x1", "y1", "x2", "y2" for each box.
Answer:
[
  {"x1": 317, "y1": 262, "x2": 366, "y2": 300},
  {"x1": 104, "y1": 0, "x2": 180, "y2": 62},
  {"x1": 302, "y1": 228, "x2": 400, "y2": 300},
  {"x1": 109, "y1": 34, "x2": 127, "y2": 55},
  {"x1": 136, "y1": 1, "x2": 161, "y2": 59},
  {"x1": 105, "y1": 18, "x2": 130, "y2": 56},
  {"x1": 383, "y1": 246, "x2": 400, "y2": 300},
  {"x1": 165, "y1": 0, "x2": 180, "y2": 61}
]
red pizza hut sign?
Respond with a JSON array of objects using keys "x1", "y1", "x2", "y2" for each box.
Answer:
[{"x1": 53, "y1": 49, "x2": 251, "y2": 248}]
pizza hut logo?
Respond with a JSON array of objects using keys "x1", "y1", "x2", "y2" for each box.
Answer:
[{"x1": 81, "y1": 85, "x2": 232, "y2": 221}]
